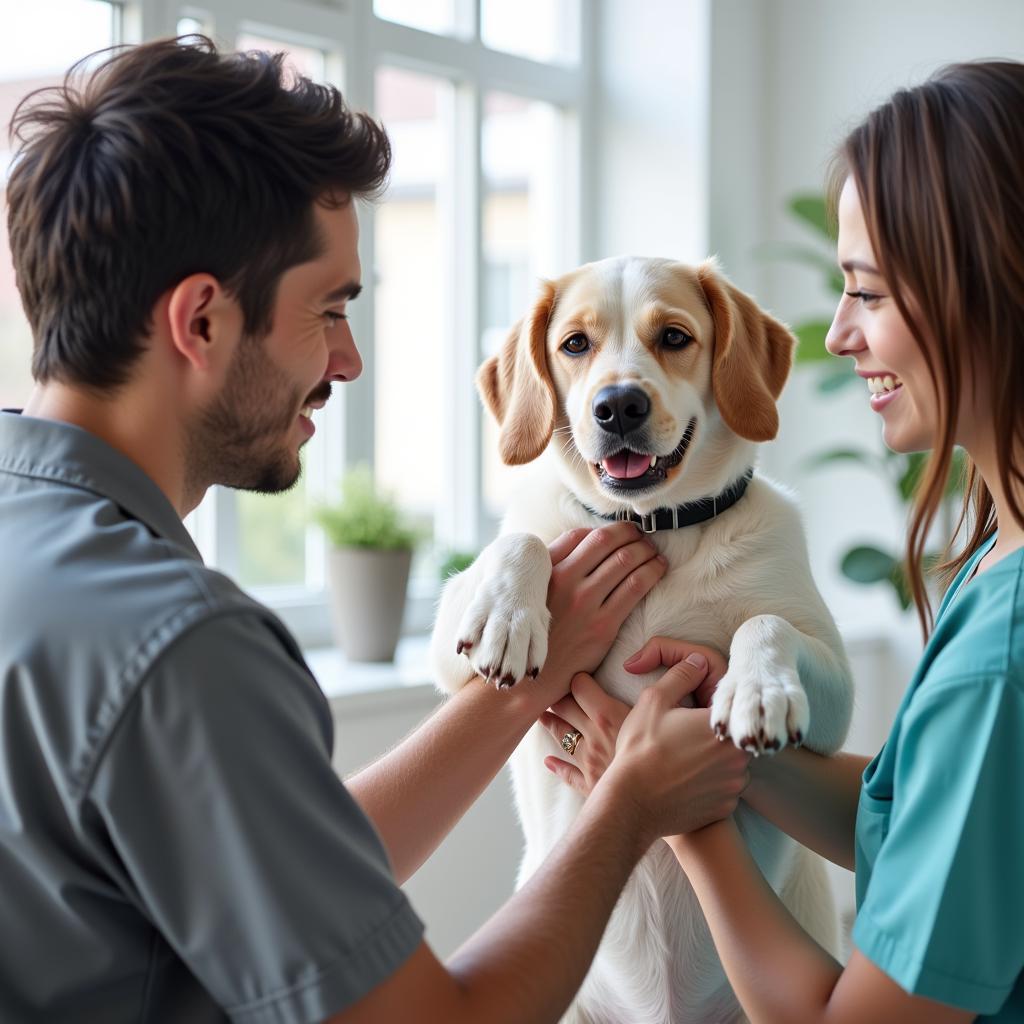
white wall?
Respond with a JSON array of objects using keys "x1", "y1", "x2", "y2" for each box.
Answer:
[
  {"x1": 594, "y1": 0, "x2": 711, "y2": 262},
  {"x1": 710, "y1": 0, "x2": 1024, "y2": 638}
]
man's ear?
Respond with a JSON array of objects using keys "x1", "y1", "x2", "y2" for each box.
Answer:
[
  {"x1": 165, "y1": 274, "x2": 240, "y2": 372},
  {"x1": 697, "y1": 260, "x2": 795, "y2": 442},
  {"x1": 476, "y1": 280, "x2": 557, "y2": 465}
]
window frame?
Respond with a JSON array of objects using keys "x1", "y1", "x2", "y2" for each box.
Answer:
[{"x1": 114, "y1": 0, "x2": 595, "y2": 645}]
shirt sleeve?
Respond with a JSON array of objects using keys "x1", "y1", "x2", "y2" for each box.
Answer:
[
  {"x1": 83, "y1": 611, "x2": 424, "y2": 1024},
  {"x1": 852, "y1": 674, "x2": 1024, "y2": 1015}
]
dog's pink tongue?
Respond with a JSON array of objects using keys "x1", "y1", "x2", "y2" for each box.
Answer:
[{"x1": 602, "y1": 452, "x2": 651, "y2": 479}]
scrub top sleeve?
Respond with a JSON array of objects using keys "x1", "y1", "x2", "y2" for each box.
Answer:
[
  {"x1": 853, "y1": 676, "x2": 1024, "y2": 1016},
  {"x1": 84, "y1": 612, "x2": 424, "y2": 1024}
]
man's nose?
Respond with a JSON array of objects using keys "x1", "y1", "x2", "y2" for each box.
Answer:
[
  {"x1": 592, "y1": 384, "x2": 651, "y2": 437},
  {"x1": 328, "y1": 324, "x2": 362, "y2": 383}
]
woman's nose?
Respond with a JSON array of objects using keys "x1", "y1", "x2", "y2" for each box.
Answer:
[{"x1": 825, "y1": 305, "x2": 865, "y2": 359}]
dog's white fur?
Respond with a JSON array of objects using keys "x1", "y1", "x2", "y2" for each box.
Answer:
[{"x1": 431, "y1": 257, "x2": 853, "y2": 1024}]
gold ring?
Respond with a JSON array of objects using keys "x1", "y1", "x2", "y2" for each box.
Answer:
[{"x1": 561, "y1": 729, "x2": 582, "y2": 756}]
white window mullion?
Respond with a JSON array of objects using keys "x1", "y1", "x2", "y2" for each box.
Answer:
[
  {"x1": 436, "y1": 80, "x2": 482, "y2": 554},
  {"x1": 344, "y1": 0, "x2": 377, "y2": 475}
]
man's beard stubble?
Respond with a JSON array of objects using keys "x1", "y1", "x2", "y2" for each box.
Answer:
[{"x1": 185, "y1": 334, "x2": 323, "y2": 498}]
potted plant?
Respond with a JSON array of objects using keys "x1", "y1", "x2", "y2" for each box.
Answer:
[{"x1": 314, "y1": 465, "x2": 418, "y2": 662}]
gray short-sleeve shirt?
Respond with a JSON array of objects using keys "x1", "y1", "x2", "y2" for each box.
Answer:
[{"x1": 0, "y1": 411, "x2": 423, "y2": 1023}]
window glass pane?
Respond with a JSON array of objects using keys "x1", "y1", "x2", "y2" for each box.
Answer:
[
  {"x1": 373, "y1": 0, "x2": 455, "y2": 36},
  {"x1": 481, "y1": 92, "x2": 565, "y2": 516},
  {"x1": 0, "y1": 0, "x2": 116, "y2": 408},
  {"x1": 176, "y1": 16, "x2": 207, "y2": 37},
  {"x1": 236, "y1": 33, "x2": 327, "y2": 83},
  {"x1": 374, "y1": 67, "x2": 451, "y2": 571},
  {"x1": 481, "y1": 0, "x2": 579, "y2": 64},
  {"x1": 230, "y1": 32, "x2": 331, "y2": 591},
  {"x1": 236, "y1": 467, "x2": 312, "y2": 588}
]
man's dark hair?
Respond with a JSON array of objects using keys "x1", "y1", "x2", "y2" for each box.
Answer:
[{"x1": 6, "y1": 36, "x2": 391, "y2": 391}]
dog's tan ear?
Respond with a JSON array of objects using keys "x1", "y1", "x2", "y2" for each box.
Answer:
[
  {"x1": 476, "y1": 280, "x2": 557, "y2": 465},
  {"x1": 697, "y1": 261, "x2": 795, "y2": 442}
]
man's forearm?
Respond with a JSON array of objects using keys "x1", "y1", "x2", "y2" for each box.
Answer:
[
  {"x1": 449, "y1": 774, "x2": 650, "y2": 1023},
  {"x1": 742, "y1": 747, "x2": 868, "y2": 870},
  {"x1": 345, "y1": 675, "x2": 556, "y2": 884}
]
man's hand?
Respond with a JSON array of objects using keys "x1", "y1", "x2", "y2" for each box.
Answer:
[
  {"x1": 529, "y1": 523, "x2": 667, "y2": 704},
  {"x1": 539, "y1": 635, "x2": 731, "y2": 793}
]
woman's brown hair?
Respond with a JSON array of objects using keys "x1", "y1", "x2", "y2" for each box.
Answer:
[
  {"x1": 6, "y1": 36, "x2": 390, "y2": 392},
  {"x1": 828, "y1": 61, "x2": 1024, "y2": 638}
]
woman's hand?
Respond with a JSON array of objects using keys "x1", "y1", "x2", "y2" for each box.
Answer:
[
  {"x1": 540, "y1": 672, "x2": 631, "y2": 793},
  {"x1": 623, "y1": 636, "x2": 730, "y2": 709},
  {"x1": 606, "y1": 654, "x2": 752, "y2": 841},
  {"x1": 539, "y1": 635, "x2": 732, "y2": 793}
]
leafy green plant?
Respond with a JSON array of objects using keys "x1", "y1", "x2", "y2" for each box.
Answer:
[
  {"x1": 313, "y1": 465, "x2": 419, "y2": 551},
  {"x1": 768, "y1": 193, "x2": 965, "y2": 609},
  {"x1": 806, "y1": 447, "x2": 966, "y2": 610},
  {"x1": 759, "y1": 193, "x2": 852, "y2": 392},
  {"x1": 438, "y1": 549, "x2": 477, "y2": 581}
]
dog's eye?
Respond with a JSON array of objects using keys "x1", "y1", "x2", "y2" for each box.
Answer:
[
  {"x1": 661, "y1": 326, "x2": 694, "y2": 350},
  {"x1": 561, "y1": 333, "x2": 591, "y2": 356}
]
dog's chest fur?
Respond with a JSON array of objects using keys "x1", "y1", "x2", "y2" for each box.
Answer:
[
  {"x1": 501, "y1": 462, "x2": 809, "y2": 1023},
  {"x1": 502, "y1": 460, "x2": 790, "y2": 704}
]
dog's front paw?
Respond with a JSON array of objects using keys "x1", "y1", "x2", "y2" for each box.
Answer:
[
  {"x1": 710, "y1": 660, "x2": 809, "y2": 756},
  {"x1": 455, "y1": 534, "x2": 551, "y2": 689}
]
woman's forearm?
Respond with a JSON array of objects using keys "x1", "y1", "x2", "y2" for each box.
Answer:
[
  {"x1": 667, "y1": 821, "x2": 842, "y2": 1023},
  {"x1": 742, "y1": 747, "x2": 869, "y2": 870}
]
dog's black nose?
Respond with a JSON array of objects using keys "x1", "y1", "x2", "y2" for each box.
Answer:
[{"x1": 592, "y1": 385, "x2": 651, "y2": 437}]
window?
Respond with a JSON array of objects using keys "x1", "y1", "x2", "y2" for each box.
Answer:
[
  {"x1": 4, "y1": 1, "x2": 589, "y2": 647},
  {"x1": 0, "y1": 0, "x2": 121, "y2": 409}
]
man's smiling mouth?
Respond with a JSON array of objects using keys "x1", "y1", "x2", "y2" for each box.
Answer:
[{"x1": 592, "y1": 417, "x2": 697, "y2": 491}]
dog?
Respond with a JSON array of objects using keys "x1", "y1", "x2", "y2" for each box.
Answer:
[{"x1": 430, "y1": 256, "x2": 853, "y2": 1024}]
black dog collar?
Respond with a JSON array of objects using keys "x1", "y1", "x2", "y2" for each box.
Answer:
[{"x1": 581, "y1": 468, "x2": 755, "y2": 534}]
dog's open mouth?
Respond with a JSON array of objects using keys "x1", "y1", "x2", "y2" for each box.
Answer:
[{"x1": 593, "y1": 417, "x2": 697, "y2": 491}]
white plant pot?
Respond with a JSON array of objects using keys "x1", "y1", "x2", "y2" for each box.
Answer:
[{"x1": 326, "y1": 546, "x2": 413, "y2": 662}]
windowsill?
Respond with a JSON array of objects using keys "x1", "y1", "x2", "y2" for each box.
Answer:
[
  {"x1": 304, "y1": 619, "x2": 916, "y2": 705},
  {"x1": 304, "y1": 636, "x2": 438, "y2": 709}
]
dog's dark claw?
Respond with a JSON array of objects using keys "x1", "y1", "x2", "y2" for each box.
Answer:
[
  {"x1": 529, "y1": 667, "x2": 540, "y2": 679},
  {"x1": 789, "y1": 730, "x2": 803, "y2": 748},
  {"x1": 500, "y1": 674, "x2": 515, "y2": 688},
  {"x1": 456, "y1": 640, "x2": 464, "y2": 655}
]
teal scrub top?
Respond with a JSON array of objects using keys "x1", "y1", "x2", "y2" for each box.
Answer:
[{"x1": 853, "y1": 535, "x2": 1024, "y2": 1020}]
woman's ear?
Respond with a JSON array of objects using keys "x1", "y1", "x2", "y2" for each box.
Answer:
[
  {"x1": 697, "y1": 260, "x2": 795, "y2": 442},
  {"x1": 477, "y1": 280, "x2": 558, "y2": 465}
]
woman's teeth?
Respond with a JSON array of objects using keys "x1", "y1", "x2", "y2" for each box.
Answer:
[
  {"x1": 867, "y1": 375, "x2": 902, "y2": 395},
  {"x1": 300, "y1": 406, "x2": 313, "y2": 418}
]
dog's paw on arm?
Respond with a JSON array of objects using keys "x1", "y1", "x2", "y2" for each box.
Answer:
[
  {"x1": 454, "y1": 533, "x2": 552, "y2": 689},
  {"x1": 430, "y1": 532, "x2": 553, "y2": 692},
  {"x1": 712, "y1": 615, "x2": 811, "y2": 756}
]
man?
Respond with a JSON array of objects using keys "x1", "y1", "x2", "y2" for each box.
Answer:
[{"x1": 0, "y1": 37, "x2": 749, "y2": 1022}]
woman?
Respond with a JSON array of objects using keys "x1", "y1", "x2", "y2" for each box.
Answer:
[{"x1": 541, "y1": 61, "x2": 1024, "y2": 1023}]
